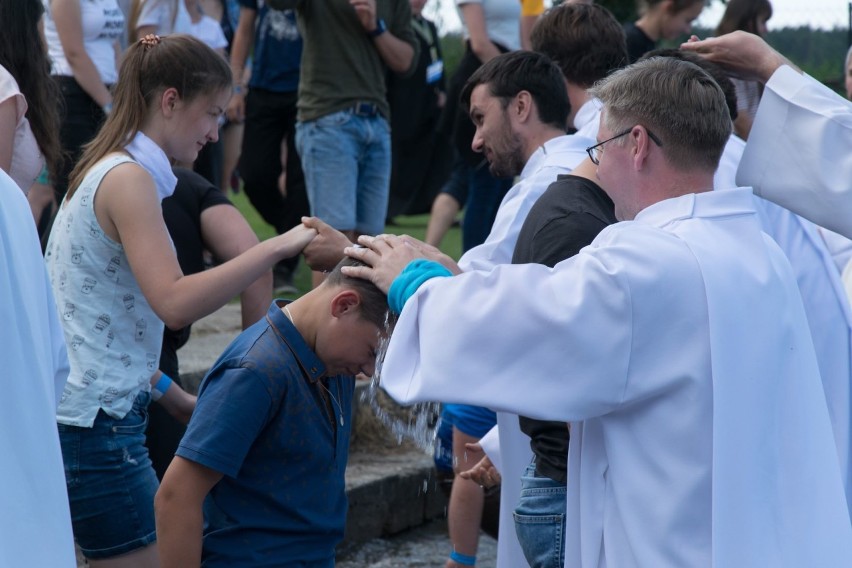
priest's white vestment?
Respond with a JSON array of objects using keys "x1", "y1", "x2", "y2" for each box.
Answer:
[
  {"x1": 382, "y1": 188, "x2": 852, "y2": 567},
  {"x1": 0, "y1": 169, "x2": 75, "y2": 566},
  {"x1": 738, "y1": 65, "x2": 852, "y2": 237},
  {"x1": 721, "y1": 135, "x2": 852, "y2": 516}
]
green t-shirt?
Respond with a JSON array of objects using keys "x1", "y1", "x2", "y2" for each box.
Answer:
[{"x1": 295, "y1": 0, "x2": 418, "y2": 121}]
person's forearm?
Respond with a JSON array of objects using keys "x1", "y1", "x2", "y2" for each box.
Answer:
[
  {"x1": 153, "y1": 235, "x2": 299, "y2": 329},
  {"x1": 229, "y1": 11, "x2": 254, "y2": 88},
  {"x1": 0, "y1": 98, "x2": 17, "y2": 174},
  {"x1": 461, "y1": 3, "x2": 500, "y2": 63},
  {"x1": 64, "y1": 51, "x2": 112, "y2": 107},
  {"x1": 151, "y1": 371, "x2": 196, "y2": 424},
  {"x1": 520, "y1": 15, "x2": 538, "y2": 51},
  {"x1": 240, "y1": 271, "x2": 273, "y2": 329},
  {"x1": 469, "y1": 36, "x2": 500, "y2": 64},
  {"x1": 372, "y1": 32, "x2": 415, "y2": 74},
  {"x1": 155, "y1": 495, "x2": 203, "y2": 567}
]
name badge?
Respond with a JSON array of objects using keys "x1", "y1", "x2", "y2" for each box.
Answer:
[{"x1": 426, "y1": 60, "x2": 444, "y2": 84}]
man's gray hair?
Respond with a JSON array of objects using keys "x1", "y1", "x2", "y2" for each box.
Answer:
[{"x1": 589, "y1": 57, "x2": 732, "y2": 172}]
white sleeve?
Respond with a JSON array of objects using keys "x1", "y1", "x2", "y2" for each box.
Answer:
[
  {"x1": 380, "y1": 232, "x2": 637, "y2": 422},
  {"x1": 136, "y1": 0, "x2": 167, "y2": 29},
  {"x1": 478, "y1": 425, "x2": 502, "y2": 473},
  {"x1": 737, "y1": 65, "x2": 852, "y2": 238}
]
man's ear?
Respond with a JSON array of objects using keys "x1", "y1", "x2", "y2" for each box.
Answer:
[
  {"x1": 330, "y1": 289, "x2": 361, "y2": 318},
  {"x1": 161, "y1": 87, "x2": 180, "y2": 117},
  {"x1": 631, "y1": 126, "x2": 653, "y2": 171},
  {"x1": 514, "y1": 90, "x2": 533, "y2": 123}
]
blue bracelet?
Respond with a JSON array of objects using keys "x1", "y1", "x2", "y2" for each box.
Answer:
[
  {"x1": 449, "y1": 550, "x2": 476, "y2": 566},
  {"x1": 152, "y1": 373, "x2": 173, "y2": 401},
  {"x1": 388, "y1": 259, "x2": 452, "y2": 314}
]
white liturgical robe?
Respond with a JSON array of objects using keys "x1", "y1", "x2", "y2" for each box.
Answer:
[
  {"x1": 381, "y1": 188, "x2": 852, "y2": 567},
  {"x1": 0, "y1": 170, "x2": 75, "y2": 566},
  {"x1": 738, "y1": 65, "x2": 852, "y2": 238},
  {"x1": 719, "y1": 136, "x2": 852, "y2": 516},
  {"x1": 455, "y1": 133, "x2": 592, "y2": 568}
]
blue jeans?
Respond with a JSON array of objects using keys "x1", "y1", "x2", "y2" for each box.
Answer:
[
  {"x1": 461, "y1": 160, "x2": 513, "y2": 252},
  {"x1": 296, "y1": 109, "x2": 391, "y2": 236},
  {"x1": 513, "y1": 461, "x2": 567, "y2": 568},
  {"x1": 58, "y1": 392, "x2": 158, "y2": 559}
]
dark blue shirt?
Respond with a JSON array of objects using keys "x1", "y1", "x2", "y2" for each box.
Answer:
[
  {"x1": 177, "y1": 301, "x2": 354, "y2": 567},
  {"x1": 239, "y1": 0, "x2": 302, "y2": 92}
]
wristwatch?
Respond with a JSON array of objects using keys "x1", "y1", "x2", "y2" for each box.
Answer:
[{"x1": 368, "y1": 18, "x2": 387, "y2": 38}]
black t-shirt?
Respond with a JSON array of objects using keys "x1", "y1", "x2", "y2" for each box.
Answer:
[
  {"x1": 512, "y1": 174, "x2": 617, "y2": 483},
  {"x1": 623, "y1": 21, "x2": 657, "y2": 63},
  {"x1": 159, "y1": 168, "x2": 232, "y2": 378}
]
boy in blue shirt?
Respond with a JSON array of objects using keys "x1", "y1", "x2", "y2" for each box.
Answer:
[{"x1": 155, "y1": 257, "x2": 388, "y2": 567}]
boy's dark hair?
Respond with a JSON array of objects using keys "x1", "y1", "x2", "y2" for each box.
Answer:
[
  {"x1": 531, "y1": 3, "x2": 627, "y2": 89},
  {"x1": 460, "y1": 51, "x2": 569, "y2": 132},
  {"x1": 324, "y1": 257, "x2": 389, "y2": 329},
  {"x1": 640, "y1": 48, "x2": 739, "y2": 122}
]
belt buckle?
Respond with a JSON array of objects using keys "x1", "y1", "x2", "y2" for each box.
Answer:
[{"x1": 354, "y1": 102, "x2": 376, "y2": 117}]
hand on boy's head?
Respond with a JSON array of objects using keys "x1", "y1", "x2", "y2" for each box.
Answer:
[
  {"x1": 301, "y1": 216, "x2": 352, "y2": 272},
  {"x1": 342, "y1": 234, "x2": 425, "y2": 294},
  {"x1": 394, "y1": 235, "x2": 462, "y2": 275},
  {"x1": 680, "y1": 31, "x2": 794, "y2": 83}
]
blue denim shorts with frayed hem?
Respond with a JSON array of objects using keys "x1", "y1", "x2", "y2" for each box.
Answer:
[{"x1": 58, "y1": 391, "x2": 159, "y2": 559}]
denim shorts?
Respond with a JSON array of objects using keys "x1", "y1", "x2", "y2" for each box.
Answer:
[
  {"x1": 58, "y1": 391, "x2": 159, "y2": 559},
  {"x1": 513, "y1": 461, "x2": 567, "y2": 568},
  {"x1": 295, "y1": 109, "x2": 391, "y2": 236}
]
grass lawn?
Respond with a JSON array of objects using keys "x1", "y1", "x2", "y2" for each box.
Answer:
[{"x1": 228, "y1": 190, "x2": 463, "y2": 296}]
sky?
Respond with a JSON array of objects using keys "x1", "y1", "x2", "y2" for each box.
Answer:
[{"x1": 424, "y1": 0, "x2": 850, "y2": 34}]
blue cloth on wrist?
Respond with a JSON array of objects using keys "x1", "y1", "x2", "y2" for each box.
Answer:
[
  {"x1": 449, "y1": 550, "x2": 476, "y2": 565},
  {"x1": 153, "y1": 373, "x2": 173, "y2": 396},
  {"x1": 388, "y1": 259, "x2": 452, "y2": 314}
]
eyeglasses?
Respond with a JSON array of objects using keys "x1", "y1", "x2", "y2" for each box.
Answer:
[{"x1": 586, "y1": 126, "x2": 663, "y2": 165}]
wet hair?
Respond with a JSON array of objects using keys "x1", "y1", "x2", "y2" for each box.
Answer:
[
  {"x1": 67, "y1": 34, "x2": 231, "y2": 198},
  {"x1": 589, "y1": 57, "x2": 731, "y2": 172},
  {"x1": 638, "y1": 0, "x2": 706, "y2": 16},
  {"x1": 640, "y1": 48, "x2": 739, "y2": 121},
  {"x1": 323, "y1": 257, "x2": 390, "y2": 330},
  {"x1": 460, "y1": 51, "x2": 569, "y2": 132},
  {"x1": 0, "y1": 0, "x2": 62, "y2": 184},
  {"x1": 715, "y1": 0, "x2": 773, "y2": 36},
  {"x1": 531, "y1": 3, "x2": 627, "y2": 88}
]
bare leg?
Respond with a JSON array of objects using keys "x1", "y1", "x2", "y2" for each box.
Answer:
[
  {"x1": 445, "y1": 427, "x2": 485, "y2": 568},
  {"x1": 425, "y1": 193, "x2": 461, "y2": 248},
  {"x1": 221, "y1": 121, "x2": 244, "y2": 193},
  {"x1": 87, "y1": 543, "x2": 159, "y2": 568}
]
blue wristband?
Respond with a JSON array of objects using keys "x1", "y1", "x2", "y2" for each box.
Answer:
[
  {"x1": 388, "y1": 259, "x2": 452, "y2": 315},
  {"x1": 152, "y1": 373, "x2": 173, "y2": 401},
  {"x1": 449, "y1": 550, "x2": 476, "y2": 566}
]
